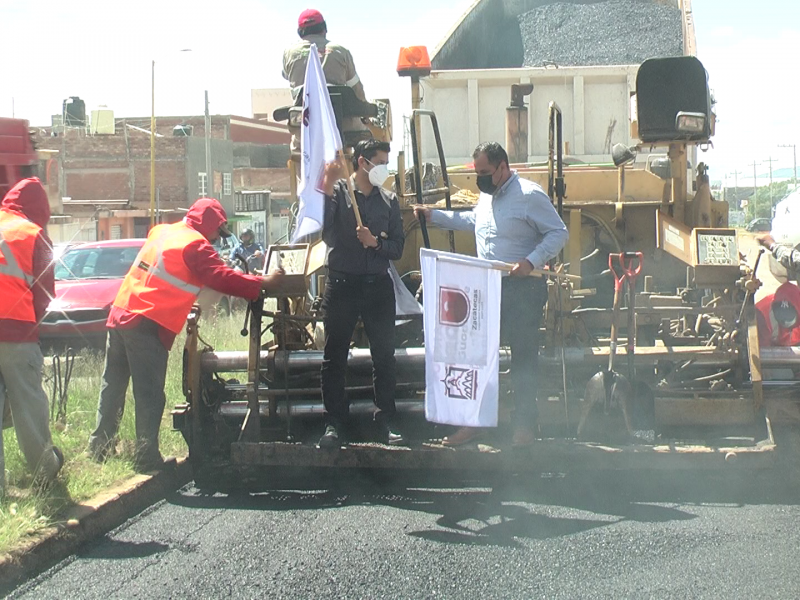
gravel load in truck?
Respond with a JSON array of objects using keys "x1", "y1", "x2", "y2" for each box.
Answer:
[{"x1": 518, "y1": 0, "x2": 683, "y2": 68}]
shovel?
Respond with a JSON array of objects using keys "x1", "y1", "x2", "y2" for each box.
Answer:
[
  {"x1": 577, "y1": 253, "x2": 634, "y2": 442},
  {"x1": 622, "y1": 253, "x2": 656, "y2": 430}
]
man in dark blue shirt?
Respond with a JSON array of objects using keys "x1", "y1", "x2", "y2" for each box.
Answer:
[{"x1": 317, "y1": 139, "x2": 405, "y2": 449}]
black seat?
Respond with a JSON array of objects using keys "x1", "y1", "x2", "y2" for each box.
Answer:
[{"x1": 272, "y1": 85, "x2": 378, "y2": 148}]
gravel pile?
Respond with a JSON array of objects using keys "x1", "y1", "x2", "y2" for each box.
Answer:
[{"x1": 518, "y1": 0, "x2": 683, "y2": 67}]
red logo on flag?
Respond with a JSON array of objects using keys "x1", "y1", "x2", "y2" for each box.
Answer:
[{"x1": 438, "y1": 287, "x2": 470, "y2": 327}]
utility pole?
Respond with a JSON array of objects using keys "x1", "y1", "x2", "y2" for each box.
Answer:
[
  {"x1": 765, "y1": 156, "x2": 776, "y2": 210},
  {"x1": 732, "y1": 169, "x2": 741, "y2": 208},
  {"x1": 204, "y1": 90, "x2": 212, "y2": 199},
  {"x1": 150, "y1": 60, "x2": 156, "y2": 229},
  {"x1": 749, "y1": 161, "x2": 760, "y2": 217},
  {"x1": 779, "y1": 143, "x2": 797, "y2": 188}
]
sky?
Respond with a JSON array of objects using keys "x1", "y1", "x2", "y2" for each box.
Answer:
[{"x1": 1, "y1": 0, "x2": 797, "y2": 185}]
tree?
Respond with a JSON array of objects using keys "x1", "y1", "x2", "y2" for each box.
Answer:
[{"x1": 745, "y1": 181, "x2": 791, "y2": 221}]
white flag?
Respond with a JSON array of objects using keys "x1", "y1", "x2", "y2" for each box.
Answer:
[
  {"x1": 389, "y1": 262, "x2": 423, "y2": 318},
  {"x1": 420, "y1": 248, "x2": 502, "y2": 427},
  {"x1": 292, "y1": 43, "x2": 343, "y2": 243}
]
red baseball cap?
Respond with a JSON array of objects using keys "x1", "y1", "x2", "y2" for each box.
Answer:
[{"x1": 298, "y1": 9, "x2": 324, "y2": 28}]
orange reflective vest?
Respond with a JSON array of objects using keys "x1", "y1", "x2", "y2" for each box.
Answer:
[
  {"x1": 113, "y1": 221, "x2": 206, "y2": 334},
  {"x1": 0, "y1": 209, "x2": 39, "y2": 323}
]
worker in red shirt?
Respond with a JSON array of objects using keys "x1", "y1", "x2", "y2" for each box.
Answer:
[
  {"x1": 88, "y1": 197, "x2": 284, "y2": 472},
  {"x1": 0, "y1": 177, "x2": 64, "y2": 494},
  {"x1": 756, "y1": 281, "x2": 800, "y2": 347}
]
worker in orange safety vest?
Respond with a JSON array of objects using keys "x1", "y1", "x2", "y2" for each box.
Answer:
[
  {"x1": 0, "y1": 177, "x2": 64, "y2": 495},
  {"x1": 88, "y1": 197, "x2": 284, "y2": 472}
]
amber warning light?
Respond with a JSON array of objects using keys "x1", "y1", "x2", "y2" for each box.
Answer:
[{"x1": 397, "y1": 46, "x2": 431, "y2": 78}]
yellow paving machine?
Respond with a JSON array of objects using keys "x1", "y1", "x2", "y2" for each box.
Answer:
[{"x1": 172, "y1": 53, "x2": 800, "y2": 490}]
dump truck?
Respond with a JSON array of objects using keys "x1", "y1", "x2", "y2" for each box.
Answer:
[{"x1": 172, "y1": 4, "x2": 800, "y2": 490}]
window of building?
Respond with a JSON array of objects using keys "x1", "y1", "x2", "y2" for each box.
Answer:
[
  {"x1": 198, "y1": 172, "x2": 208, "y2": 197},
  {"x1": 223, "y1": 172, "x2": 232, "y2": 196}
]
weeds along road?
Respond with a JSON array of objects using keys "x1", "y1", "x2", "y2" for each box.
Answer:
[{"x1": 7, "y1": 468, "x2": 800, "y2": 599}]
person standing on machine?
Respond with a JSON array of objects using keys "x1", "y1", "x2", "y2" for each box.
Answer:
[
  {"x1": 317, "y1": 139, "x2": 405, "y2": 448},
  {"x1": 282, "y1": 9, "x2": 367, "y2": 152},
  {"x1": 415, "y1": 142, "x2": 568, "y2": 447}
]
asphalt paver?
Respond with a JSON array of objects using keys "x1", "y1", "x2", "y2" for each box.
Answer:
[{"x1": 7, "y1": 469, "x2": 800, "y2": 599}]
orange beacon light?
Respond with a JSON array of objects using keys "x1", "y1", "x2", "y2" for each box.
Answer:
[{"x1": 397, "y1": 46, "x2": 432, "y2": 78}]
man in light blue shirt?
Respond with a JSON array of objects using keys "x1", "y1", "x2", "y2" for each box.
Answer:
[{"x1": 415, "y1": 142, "x2": 568, "y2": 447}]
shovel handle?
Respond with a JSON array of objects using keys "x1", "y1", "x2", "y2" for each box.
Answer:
[
  {"x1": 621, "y1": 252, "x2": 643, "y2": 281},
  {"x1": 608, "y1": 254, "x2": 626, "y2": 293}
]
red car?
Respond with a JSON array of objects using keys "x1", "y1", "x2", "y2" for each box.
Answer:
[{"x1": 40, "y1": 239, "x2": 145, "y2": 348}]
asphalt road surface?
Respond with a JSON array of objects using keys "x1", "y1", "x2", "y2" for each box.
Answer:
[{"x1": 7, "y1": 466, "x2": 800, "y2": 600}]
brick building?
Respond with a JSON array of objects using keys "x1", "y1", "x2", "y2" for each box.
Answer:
[{"x1": 35, "y1": 113, "x2": 291, "y2": 243}]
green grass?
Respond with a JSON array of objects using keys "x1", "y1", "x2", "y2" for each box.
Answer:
[{"x1": 0, "y1": 311, "x2": 247, "y2": 555}]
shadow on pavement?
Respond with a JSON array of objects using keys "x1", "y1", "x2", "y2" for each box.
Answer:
[
  {"x1": 164, "y1": 467, "x2": 800, "y2": 547},
  {"x1": 77, "y1": 539, "x2": 170, "y2": 560}
]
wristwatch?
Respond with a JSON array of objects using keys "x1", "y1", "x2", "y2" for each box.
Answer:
[{"x1": 374, "y1": 238, "x2": 383, "y2": 251}]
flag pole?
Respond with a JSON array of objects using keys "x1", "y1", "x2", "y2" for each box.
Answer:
[{"x1": 338, "y1": 149, "x2": 363, "y2": 227}]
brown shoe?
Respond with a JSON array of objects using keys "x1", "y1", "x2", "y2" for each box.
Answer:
[
  {"x1": 442, "y1": 427, "x2": 482, "y2": 447},
  {"x1": 512, "y1": 425, "x2": 536, "y2": 447}
]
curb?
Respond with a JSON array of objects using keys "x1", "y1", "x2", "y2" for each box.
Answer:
[{"x1": 0, "y1": 457, "x2": 192, "y2": 593}]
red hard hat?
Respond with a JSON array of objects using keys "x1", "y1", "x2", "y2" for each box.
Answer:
[{"x1": 298, "y1": 9, "x2": 324, "y2": 28}]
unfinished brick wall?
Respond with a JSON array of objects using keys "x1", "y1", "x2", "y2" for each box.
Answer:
[
  {"x1": 234, "y1": 168, "x2": 291, "y2": 195},
  {"x1": 35, "y1": 130, "x2": 190, "y2": 209}
]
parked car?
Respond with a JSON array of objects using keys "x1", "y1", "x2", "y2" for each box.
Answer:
[
  {"x1": 746, "y1": 218, "x2": 771, "y2": 233},
  {"x1": 40, "y1": 239, "x2": 145, "y2": 348},
  {"x1": 51, "y1": 241, "x2": 84, "y2": 264}
]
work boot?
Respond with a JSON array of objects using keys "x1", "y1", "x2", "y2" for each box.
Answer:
[
  {"x1": 318, "y1": 424, "x2": 341, "y2": 449},
  {"x1": 53, "y1": 446, "x2": 65, "y2": 473},
  {"x1": 32, "y1": 446, "x2": 65, "y2": 492},
  {"x1": 133, "y1": 452, "x2": 175, "y2": 474},
  {"x1": 87, "y1": 436, "x2": 117, "y2": 463},
  {"x1": 442, "y1": 427, "x2": 482, "y2": 447},
  {"x1": 376, "y1": 421, "x2": 406, "y2": 446}
]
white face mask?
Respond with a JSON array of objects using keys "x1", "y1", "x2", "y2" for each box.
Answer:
[{"x1": 365, "y1": 159, "x2": 390, "y2": 187}]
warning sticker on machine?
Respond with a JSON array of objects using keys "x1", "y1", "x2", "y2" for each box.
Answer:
[{"x1": 665, "y1": 225, "x2": 685, "y2": 252}]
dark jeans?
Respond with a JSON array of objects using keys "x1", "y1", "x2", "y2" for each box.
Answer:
[
  {"x1": 89, "y1": 318, "x2": 169, "y2": 461},
  {"x1": 501, "y1": 276, "x2": 548, "y2": 425},
  {"x1": 321, "y1": 273, "x2": 397, "y2": 426}
]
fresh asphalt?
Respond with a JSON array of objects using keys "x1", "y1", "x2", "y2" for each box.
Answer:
[{"x1": 6, "y1": 464, "x2": 800, "y2": 599}]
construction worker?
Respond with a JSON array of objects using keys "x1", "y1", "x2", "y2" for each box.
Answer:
[
  {"x1": 282, "y1": 8, "x2": 367, "y2": 152},
  {"x1": 317, "y1": 139, "x2": 405, "y2": 449},
  {"x1": 0, "y1": 178, "x2": 64, "y2": 494},
  {"x1": 282, "y1": 9, "x2": 366, "y2": 103},
  {"x1": 756, "y1": 281, "x2": 800, "y2": 347},
  {"x1": 232, "y1": 228, "x2": 264, "y2": 273},
  {"x1": 415, "y1": 142, "x2": 568, "y2": 447},
  {"x1": 88, "y1": 198, "x2": 284, "y2": 472},
  {"x1": 757, "y1": 233, "x2": 800, "y2": 280}
]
